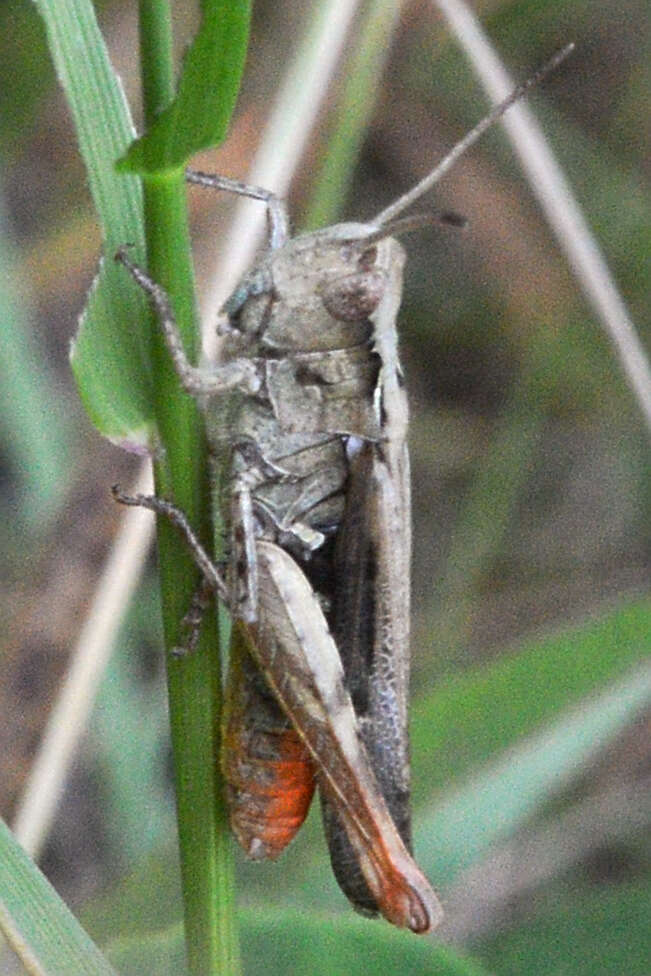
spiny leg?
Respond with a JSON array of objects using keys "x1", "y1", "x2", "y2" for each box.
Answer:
[
  {"x1": 222, "y1": 437, "x2": 299, "y2": 624},
  {"x1": 229, "y1": 476, "x2": 258, "y2": 624},
  {"x1": 176, "y1": 578, "x2": 214, "y2": 657},
  {"x1": 112, "y1": 485, "x2": 229, "y2": 607},
  {"x1": 185, "y1": 170, "x2": 289, "y2": 250},
  {"x1": 114, "y1": 246, "x2": 261, "y2": 398}
]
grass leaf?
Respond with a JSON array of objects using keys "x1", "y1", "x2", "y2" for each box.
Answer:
[
  {"x1": 32, "y1": 0, "x2": 153, "y2": 445},
  {"x1": 0, "y1": 816, "x2": 117, "y2": 975},
  {"x1": 119, "y1": 0, "x2": 251, "y2": 173}
]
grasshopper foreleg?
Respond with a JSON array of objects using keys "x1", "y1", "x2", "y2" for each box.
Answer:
[
  {"x1": 185, "y1": 169, "x2": 289, "y2": 250},
  {"x1": 114, "y1": 247, "x2": 261, "y2": 398}
]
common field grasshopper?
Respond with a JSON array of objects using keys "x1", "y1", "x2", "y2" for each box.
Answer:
[{"x1": 115, "y1": 46, "x2": 572, "y2": 933}]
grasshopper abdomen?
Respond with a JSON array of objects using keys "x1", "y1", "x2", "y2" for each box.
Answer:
[{"x1": 221, "y1": 627, "x2": 316, "y2": 860}]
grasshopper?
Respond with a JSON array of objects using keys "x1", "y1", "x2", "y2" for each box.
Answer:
[{"x1": 114, "y1": 47, "x2": 572, "y2": 933}]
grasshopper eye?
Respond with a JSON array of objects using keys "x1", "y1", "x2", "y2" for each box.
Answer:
[
  {"x1": 358, "y1": 245, "x2": 378, "y2": 270},
  {"x1": 319, "y1": 267, "x2": 386, "y2": 322}
]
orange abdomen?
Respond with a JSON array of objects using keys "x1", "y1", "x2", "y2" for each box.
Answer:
[{"x1": 221, "y1": 624, "x2": 316, "y2": 860}]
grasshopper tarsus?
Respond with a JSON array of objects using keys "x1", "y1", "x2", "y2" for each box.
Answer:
[
  {"x1": 175, "y1": 578, "x2": 214, "y2": 655},
  {"x1": 186, "y1": 168, "x2": 289, "y2": 250}
]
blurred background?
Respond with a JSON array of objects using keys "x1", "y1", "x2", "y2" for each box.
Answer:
[{"x1": 0, "y1": 0, "x2": 648, "y2": 972}]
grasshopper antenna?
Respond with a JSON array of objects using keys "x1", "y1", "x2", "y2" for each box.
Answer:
[
  {"x1": 373, "y1": 43, "x2": 574, "y2": 227},
  {"x1": 357, "y1": 210, "x2": 467, "y2": 247}
]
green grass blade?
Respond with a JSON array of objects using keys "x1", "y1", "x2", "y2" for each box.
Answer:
[
  {"x1": 32, "y1": 0, "x2": 153, "y2": 445},
  {"x1": 120, "y1": 0, "x2": 251, "y2": 173},
  {"x1": 131, "y1": 2, "x2": 249, "y2": 972},
  {"x1": 240, "y1": 907, "x2": 490, "y2": 976},
  {"x1": 480, "y1": 881, "x2": 650, "y2": 976},
  {"x1": 35, "y1": 0, "x2": 248, "y2": 970},
  {"x1": 74, "y1": 265, "x2": 153, "y2": 448},
  {"x1": 0, "y1": 182, "x2": 72, "y2": 528},
  {"x1": 0, "y1": 817, "x2": 118, "y2": 975},
  {"x1": 100, "y1": 906, "x2": 491, "y2": 976},
  {"x1": 416, "y1": 663, "x2": 650, "y2": 884},
  {"x1": 411, "y1": 597, "x2": 651, "y2": 798}
]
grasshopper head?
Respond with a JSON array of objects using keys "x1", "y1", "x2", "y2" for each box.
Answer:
[{"x1": 308, "y1": 223, "x2": 395, "y2": 323}]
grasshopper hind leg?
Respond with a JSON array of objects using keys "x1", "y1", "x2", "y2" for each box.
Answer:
[
  {"x1": 112, "y1": 485, "x2": 229, "y2": 654},
  {"x1": 176, "y1": 578, "x2": 213, "y2": 656}
]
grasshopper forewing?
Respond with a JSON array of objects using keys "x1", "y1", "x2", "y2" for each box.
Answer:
[
  {"x1": 243, "y1": 540, "x2": 438, "y2": 931},
  {"x1": 323, "y1": 272, "x2": 413, "y2": 914},
  {"x1": 115, "y1": 46, "x2": 573, "y2": 933}
]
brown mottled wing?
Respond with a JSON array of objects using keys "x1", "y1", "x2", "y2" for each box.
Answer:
[
  {"x1": 322, "y1": 435, "x2": 413, "y2": 915},
  {"x1": 244, "y1": 540, "x2": 440, "y2": 933},
  {"x1": 321, "y1": 238, "x2": 415, "y2": 916}
]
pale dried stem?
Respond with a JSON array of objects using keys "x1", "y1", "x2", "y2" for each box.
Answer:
[
  {"x1": 433, "y1": 0, "x2": 651, "y2": 435},
  {"x1": 199, "y1": 0, "x2": 369, "y2": 355},
  {"x1": 440, "y1": 778, "x2": 650, "y2": 942},
  {"x1": 12, "y1": 465, "x2": 154, "y2": 859}
]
